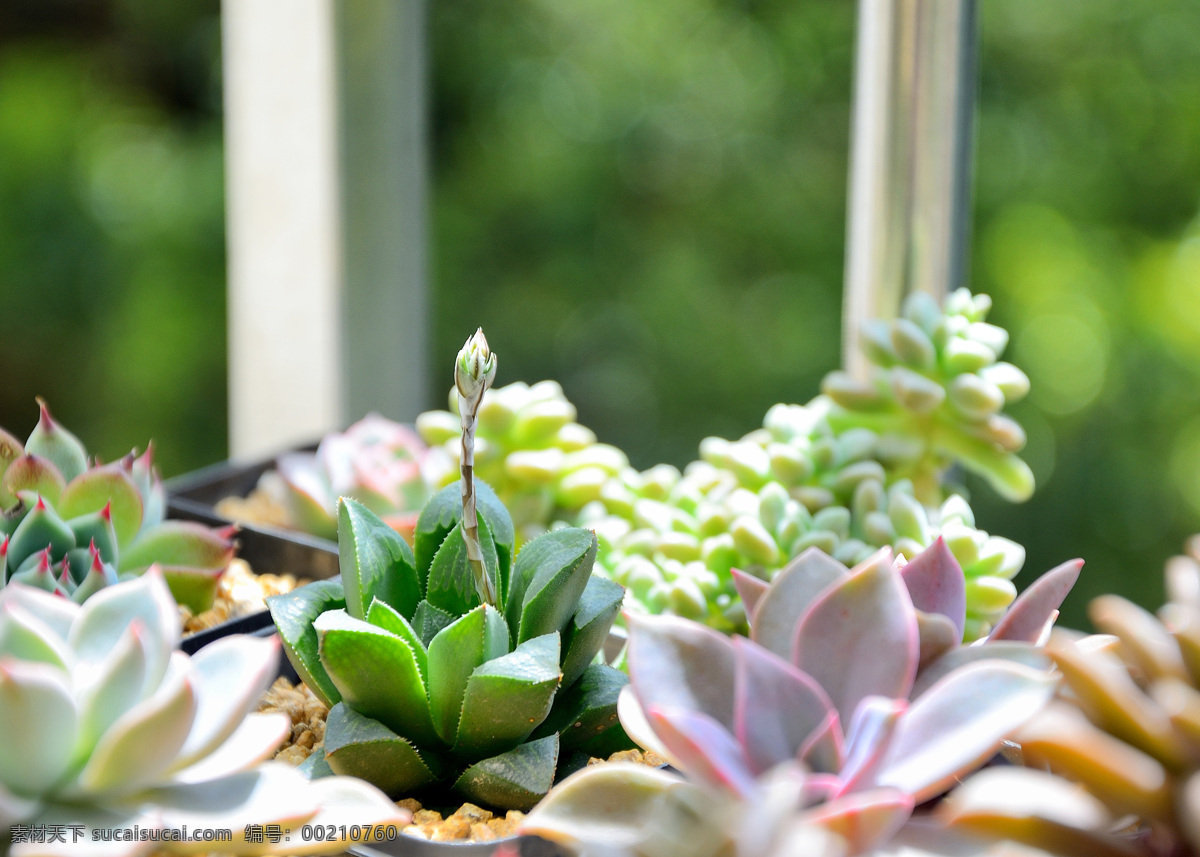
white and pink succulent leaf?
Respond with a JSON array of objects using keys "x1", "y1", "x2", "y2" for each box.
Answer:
[
  {"x1": 0, "y1": 570, "x2": 407, "y2": 857},
  {"x1": 276, "y1": 414, "x2": 431, "y2": 540}
]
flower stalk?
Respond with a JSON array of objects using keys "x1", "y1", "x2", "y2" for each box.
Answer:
[{"x1": 455, "y1": 328, "x2": 499, "y2": 606}]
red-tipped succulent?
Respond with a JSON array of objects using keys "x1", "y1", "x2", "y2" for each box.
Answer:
[{"x1": 0, "y1": 400, "x2": 234, "y2": 610}]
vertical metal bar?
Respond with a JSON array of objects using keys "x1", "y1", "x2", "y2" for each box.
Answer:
[
  {"x1": 842, "y1": 0, "x2": 978, "y2": 379},
  {"x1": 223, "y1": 0, "x2": 430, "y2": 459},
  {"x1": 224, "y1": 0, "x2": 343, "y2": 460},
  {"x1": 337, "y1": 0, "x2": 430, "y2": 424}
]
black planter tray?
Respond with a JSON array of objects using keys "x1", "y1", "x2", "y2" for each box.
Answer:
[{"x1": 168, "y1": 449, "x2": 340, "y2": 653}]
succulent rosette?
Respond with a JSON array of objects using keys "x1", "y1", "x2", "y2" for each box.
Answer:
[
  {"x1": 275, "y1": 413, "x2": 433, "y2": 542},
  {"x1": 0, "y1": 569, "x2": 407, "y2": 857},
  {"x1": 522, "y1": 545, "x2": 1070, "y2": 856},
  {"x1": 0, "y1": 401, "x2": 234, "y2": 611}
]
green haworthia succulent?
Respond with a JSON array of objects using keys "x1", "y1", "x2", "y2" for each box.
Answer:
[
  {"x1": 0, "y1": 569, "x2": 407, "y2": 857},
  {"x1": 0, "y1": 401, "x2": 235, "y2": 611},
  {"x1": 268, "y1": 488, "x2": 630, "y2": 811},
  {"x1": 416, "y1": 379, "x2": 630, "y2": 544},
  {"x1": 270, "y1": 330, "x2": 631, "y2": 811}
]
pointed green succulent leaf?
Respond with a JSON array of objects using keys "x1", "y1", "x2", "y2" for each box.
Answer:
[
  {"x1": 508, "y1": 528, "x2": 597, "y2": 645},
  {"x1": 66, "y1": 509, "x2": 118, "y2": 565},
  {"x1": 117, "y1": 521, "x2": 233, "y2": 573},
  {"x1": 266, "y1": 579, "x2": 346, "y2": 707},
  {"x1": 559, "y1": 575, "x2": 624, "y2": 687},
  {"x1": 452, "y1": 632, "x2": 561, "y2": 758},
  {"x1": 453, "y1": 734, "x2": 560, "y2": 812},
  {"x1": 7, "y1": 496, "x2": 75, "y2": 569},
  {"x1": 25, "y1": 401, "x2": 89, "y2": 484},
  {"x1": 0, "y1": 601, "x2": 72, "y2": 670},
  {"x1": 414, "y1": 481, "x2": 513, "y2": 600},
  {"x1": 162, "y1": 566, "x2": 224, "y2": 614},
  {"x1": 338, "y1": 497, "x2": 421, "y2": 622},
  {"x1": 0, "y1": 660, "x2": 79, "y2": 795},
  {"x1": 316, "y1": 608, "x2": 440, "y2": 748},
  {"x1": 425, "y1": 517, "x2": 501, "y2": 617},
  {"x1": 57, "y1": 464, "x2": 144, "y2": 548},
  {"x1": 366, "y1": 598, "x2": 428, "y2": 680},
  {"x1": 3, "y1": 456, "x2": 66, "y2": 508},
  {"x1": 533, "y1": 663, "x2": 629, "y2": 753},
  {"x1": 411, "y1": 599, "x2": 456, "y2": 647},
  {"x1": 427, "y1": 604, "x2": 510, "y2": 745},
  {"x1": 323, "y1": 702, "x2": 442, "y2": 797}
]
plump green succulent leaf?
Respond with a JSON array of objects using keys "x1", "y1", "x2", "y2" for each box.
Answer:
[
  {"x1": 750, "y1": 548, "x2": 848, "y2": 660},
  {"x1": 424, "y1": 518, "x2": 501, "y2": 617},
  {"x1": 323, "y1": 702, "x2": 442, "y2": 796},
  {"x1": 25, "y1": 402, "x2": 89, "y2": 484},
  {"x1": 877, "y1": 661, "x2": 1057, "y2": 803},
  {"x1": 0, "y1": 428, "x2": 24, "y2": 508},
  {"x1": 559, "y1": 574, "x2": 624, "y2": 687},
  {"x1": 66, "y1": 509, "x2": 118, "y2": 566},
  {"x1": 415, "y1": 480, "x2": 513, "y2": 592},
  {"x1": 510, "y1": 528, "x2": 598, "y2": 645},
  {"x1": 3, "y1": 456, "x2": 66, "y2": 508},
  {"x1": 7, "y1": 496, "x2": 75, "y2": 570},
  {"x1": 453, "y1": 734, "x2": 559, "y2": 811},
  {"x1": 793, "y1": 550, "x2": 918, "y2": 724},
  {"x1": 117, "y1": 521, "x2": 234, "y2": 575},
  {"x1": 414, "y1": 482, "x2": 462, "y2": 587},
  {"x1": 0, "y1": 659, "x2": 78, "y2": 795},
  {"x1": 366, "y1": 598, "x2": 428, "y2": 678},
  {"x1": 315, "y1": 609, "x2": 439, "y2": 747},
  {"x1": 411, "y1": 599, "x2": 456, "y2": 647},
  {"x1": 69, "y1": 570, "x2": 178, "y2": 685},
  {"x1": 452, "y1": 632, "x2": 561, "y2": 758},
  {"x1": 338, "y1": 497, "x2": 421, "y2": 622},
  {"x1": 266, "y1": 579, "x2": 346, "y2": 707},
  {"x1": 427, "y1": 604, "x2": 510, "y2": 745},
  {"x1": 159, "y1": 565, "x2": 224, "y2": 614},
  {"x1": 731, "y1": 636, "x2": 837, "y2": 776},
  {"x1": 533, "y1": 663, "x2": 628, "y2": 752},
  {"x1": 74, "y1": 653, "x2": 197, "y2": 795},
  {"x1": 57, "y1": 464, "x2": 143, "y2": 548},
  {"x1": 989, "y1": 559, "x2": 1083, "y2": 643},
  {"x1": 626, "y1": 613, "x2": 737, "y2": 732}
]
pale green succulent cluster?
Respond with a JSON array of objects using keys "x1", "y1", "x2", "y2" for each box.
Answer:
[
  {"x1": 416, "y1": 380, "x2": 630, "y2": 544},
  {"x1": 574, "y1": 289, "x2": 1033, "y2": 637}
]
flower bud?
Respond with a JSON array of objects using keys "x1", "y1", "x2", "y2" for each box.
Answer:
[{"x1": 454, "y1": 328, "x2": 498, "y2": 405}]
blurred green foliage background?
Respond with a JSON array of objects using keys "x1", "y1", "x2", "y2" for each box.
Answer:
[{"x1": 3, "y1": 0, "x2": 1200, "y2": 625}]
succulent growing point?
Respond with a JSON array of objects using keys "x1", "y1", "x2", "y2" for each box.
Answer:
[
  {"x1": 0, "y1": 570, "x2": 407, "y2": 857},
  {"x1": 935, "y1": 539, "x2": 1200, "y2": 857},
  {"x1": 0, "y1": 401, "x2": 235, "y2": 611},
  {"x1": 521, "y1": 546, "x2": 1063, "y2": 857},
  {"x1": 269, "y1": 338, "x2": 630, "y2": 811},
  {"x1": 274, "y1": 414, "x2": 433, "y2": 542}
]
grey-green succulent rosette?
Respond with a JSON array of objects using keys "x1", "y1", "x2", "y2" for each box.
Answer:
[
  {"x1": 268, "y1": 331, "x2": 631, "y2": 811},
  {"x1": 577, "y1": 289, "x2": 1034, "y2": 640},
  {"x1": 0, "y1": 400, "x2": 235, "y2": 612}
]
